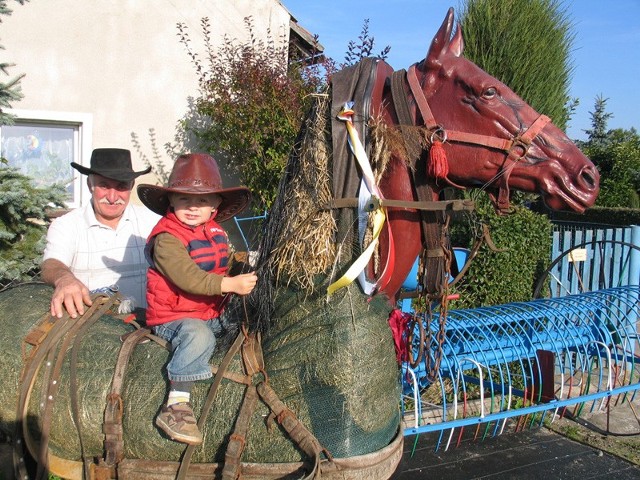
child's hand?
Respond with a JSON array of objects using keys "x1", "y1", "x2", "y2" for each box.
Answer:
[{"x1": 221, "y1": 272, "x2": 258, "y2": 295}]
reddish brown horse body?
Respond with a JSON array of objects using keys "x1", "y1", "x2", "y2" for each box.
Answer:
[{"x1": 368, "y1": 8, "x2": 599, "y2": 301}]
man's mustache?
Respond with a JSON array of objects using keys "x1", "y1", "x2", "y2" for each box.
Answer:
[{"x1": 98, "y1": 198, "x2": 126, "y2": 206}]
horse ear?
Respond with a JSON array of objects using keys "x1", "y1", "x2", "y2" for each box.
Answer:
[
  {"x1": 449, "y1": 23, "x2": 464, "y2": 57},
  {"x1": 423, "y1": 7, "x2": 455, "y2": 69},
  {"x1": 417, "y1": 7, "x2": 455, "y2": 96}
]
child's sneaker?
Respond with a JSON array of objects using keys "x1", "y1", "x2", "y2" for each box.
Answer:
[{"x1": 155, "y1": 402, "x2": 203, "y2": 445}]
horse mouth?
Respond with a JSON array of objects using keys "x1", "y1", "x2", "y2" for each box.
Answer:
[
  {"x1": 543, "y1": 164, "x2": 600, "y2": 213},
  {"x1": 544, "y1": 193, "x2": 589, "y2": 213}
]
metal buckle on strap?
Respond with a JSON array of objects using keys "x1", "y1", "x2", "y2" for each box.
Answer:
[
  {"x1": 507, "y1": 138, "x2": 531, "y2": 161},
  {"x1": 364, "y1": 195, "x2": 381, "y2": 212}
]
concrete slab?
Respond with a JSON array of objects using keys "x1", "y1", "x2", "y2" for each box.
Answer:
[{"x1": 391, "y1": 427, "x2": 640, "y2": 479}]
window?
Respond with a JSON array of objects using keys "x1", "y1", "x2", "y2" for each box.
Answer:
[{"x1": 0, "y1": 110, "x2": 92, "y2": 208}]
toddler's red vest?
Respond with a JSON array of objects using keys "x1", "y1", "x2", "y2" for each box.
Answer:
[{"x1": 145, "y1": 212, "x2": 228, "y2": 326}]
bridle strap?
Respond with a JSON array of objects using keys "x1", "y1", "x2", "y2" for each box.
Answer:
[
  {"x1": 495, "y1": 113, "x2": 551, "y2": 211},
  {"x1": 406, "y1": 65, "x2": 439, "y2": 131},
  {"x1": 407, "y1": 65, "x2": 550, "y2": 155},
  {"x1": 406, "y1": 64, "x2": 551, "y2": 212}
]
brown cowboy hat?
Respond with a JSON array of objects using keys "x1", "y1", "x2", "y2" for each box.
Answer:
[
  {"x1": 137, "y1": 153, "x2": 251, "y2": 222},
  {"x1": 71, "y1": 148, "x2": 151, "y2": 183}
]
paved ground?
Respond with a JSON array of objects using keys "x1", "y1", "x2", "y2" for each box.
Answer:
[
  {"x1": 392, "y1": 399, "x2": 640, "y2": 479},
  {"x1": 392, "y1": 427, "x2": 639, "y2": 479}
]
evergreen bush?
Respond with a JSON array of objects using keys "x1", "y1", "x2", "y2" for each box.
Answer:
[
  {"x1": 0, "y1": 167, "x2": 66, "y2": 288},
  {"x1": 451, "y1": 194, "x2": 553, "y2": 308}
]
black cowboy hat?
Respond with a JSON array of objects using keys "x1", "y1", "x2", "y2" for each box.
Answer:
[
  {"x1": 71, "y1": 148, "x2": 151, "y2": 183},
  {"x1": 137, "y1": 153, "x2": 251, "y2": 222}
]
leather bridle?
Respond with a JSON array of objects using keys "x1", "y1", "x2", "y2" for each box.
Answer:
[{"x1": 406, "y1": 64, "x2": 551, "y2": 213}]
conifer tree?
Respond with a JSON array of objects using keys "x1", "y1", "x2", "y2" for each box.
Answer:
[
  {"x1": 460, "y1": 0, "x2": 576, "y2": 131},
  {"x1": 582, "y1": 95, "x2": 614, "y2": 149},
  {"x1": 450, "y1": 0, "x2": 575, "y2": 306},
  {"x1": 578, "y1": 96, "x2": 640, "y2": 208},
  {"x1": 0, "y1": 169, "x2": 66, "y2": 288},
  {"x1": 0, "y1": 0, "x2": 66, "y2": 289},
  {"x1": 0, "y1": 0, "x2": 26, "y2": 125}
]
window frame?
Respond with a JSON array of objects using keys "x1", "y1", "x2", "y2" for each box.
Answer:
[{"x1": 2, "y1": 109, "x2": 93, "y2": 209}]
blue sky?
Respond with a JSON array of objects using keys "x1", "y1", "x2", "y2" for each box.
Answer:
[{"x1": 283, "y1": 0, "x2": 639, "y2": 141}]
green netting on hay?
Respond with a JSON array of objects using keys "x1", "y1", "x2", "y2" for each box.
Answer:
[
  {"x1": 0, "y1": 282, "x2": 400, "y2": 464},
  {"x1": 262, "y1": 282, "x2": 401, "y2": 459},
  {"x1": 0, "y1": 284, "x2": 248, "y2": 463}
]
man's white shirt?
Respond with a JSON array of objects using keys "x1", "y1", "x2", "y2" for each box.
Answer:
[{"x1": 43, "y1": 203, "x2": 160, "y2": 308}]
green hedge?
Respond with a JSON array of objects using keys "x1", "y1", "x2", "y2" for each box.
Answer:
[
  {"x1": 538, "y1": 205, "x2": 640, "y2": 227},
  {"x1": 450, "y1": 200, "x2": 553, "y2": 308},
  {"x1": 450, "y1": 202, "x2": 640, "y2": 309}
]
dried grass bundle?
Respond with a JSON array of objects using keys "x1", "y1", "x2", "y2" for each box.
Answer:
[
  {"x1": 268, "y1": 93, "x2": 336, "y2": 291},
  {"x1": 267, "y1": 106, "x2": 416, "y2": 293}
]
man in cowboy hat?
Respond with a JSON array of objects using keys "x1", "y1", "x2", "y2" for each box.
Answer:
[
  {"x1": 137, "y1": 152, "x2": 257, "y2": 445},
  {"x1": 41, "y1": 148, "x2": 161, "y2": 318}
]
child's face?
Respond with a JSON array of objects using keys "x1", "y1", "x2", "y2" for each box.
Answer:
[{"x1": 169, "y1": 193, "x2": 223, "y2": 227}]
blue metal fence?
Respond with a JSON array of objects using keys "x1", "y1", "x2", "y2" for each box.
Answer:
[
  {"x1": 401, "y1": 285, "x2": 640, "y2": 447},
  {"x1": 547, "y1": 223, "x2": 640, "y2": 297},
  {"x1": 400, "y1": 223, "x2": 640, "y2": 448}
]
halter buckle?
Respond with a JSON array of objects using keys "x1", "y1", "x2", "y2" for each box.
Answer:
[
  {"x1": 508, "y1": 138, "x2": 531, "y2": 161},
  {"x1": 365, "y1": 196, "x2": 381, "y2": 212}
]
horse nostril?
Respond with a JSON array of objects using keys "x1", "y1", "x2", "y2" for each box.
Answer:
[{"x1": 580, "y1": 167, "x2": 598, "y2": 190}]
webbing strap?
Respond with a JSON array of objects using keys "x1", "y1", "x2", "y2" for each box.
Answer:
[
  {"x1": 390, "y1": 69, "x2": 423, "y2": 163},
  {"x1": 390, "y1": 66, "x2": 451, "y2": 298},
  {"x1": 390, "y1": 69, "x2": 413, "y2": 126},
  {"x1": 326, "y1": 197, "x2": 474, "y2": 212}
]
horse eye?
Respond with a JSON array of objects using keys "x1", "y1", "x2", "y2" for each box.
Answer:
[{"x1": 483, "y1": 87, "x2": 497, "y2": 99}]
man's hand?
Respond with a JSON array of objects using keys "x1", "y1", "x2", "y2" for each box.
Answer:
[
  {"x1": 41, "y1": 259, "x2": 93, "y2": 318},
  {"x1": 51, "y1": 273, "x2": 93, "y2": 318},
  {"x1": 221, "y1": 272, "x2": 258, "y2": 296}
]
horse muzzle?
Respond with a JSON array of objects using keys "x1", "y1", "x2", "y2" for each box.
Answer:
[{"x1": 543, "y1": 163, "x2": 600, "y2": 213}]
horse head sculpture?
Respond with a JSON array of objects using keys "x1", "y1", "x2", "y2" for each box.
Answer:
[{"x1": 369, "y1": 7, "x2": 599, "y2": 301}]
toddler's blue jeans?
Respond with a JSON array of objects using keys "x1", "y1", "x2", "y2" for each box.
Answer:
[{"x1": 153, "y1": 317, "x2": 223, "y2": 382}]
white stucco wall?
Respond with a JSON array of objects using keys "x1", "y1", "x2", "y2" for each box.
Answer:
[{"x1": 2, "y1": 0, "x2": 291, "y2": 202}]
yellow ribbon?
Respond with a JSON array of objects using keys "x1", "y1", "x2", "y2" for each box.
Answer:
[
  {"x1": 327, "y1": 207, "x2": 385, "y2": 295},
  {"x1": 328, "y1": 103, "x2": 386, "y2": 295}
]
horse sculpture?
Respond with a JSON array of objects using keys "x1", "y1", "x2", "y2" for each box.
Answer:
[
  {"x1": 364, "y1": 9, "x2": 598, "y2": 302},
  {"x1": 1, "y1": 8, "x2": 598, "y2": 479}
]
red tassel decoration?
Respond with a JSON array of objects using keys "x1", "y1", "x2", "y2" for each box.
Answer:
[{"x1": 428, "y1": 140, "x2": 449, "y2": 179}]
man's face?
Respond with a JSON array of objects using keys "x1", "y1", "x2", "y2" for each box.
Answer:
[{"x1": 88, "y1": 174, "x2": 133, "y2": 225}]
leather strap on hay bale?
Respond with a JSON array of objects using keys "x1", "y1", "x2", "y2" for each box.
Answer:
[
  {"x1": 104, "y1": 327, "x2": 152, "y2": 466},
  {"x1": 175, "y1": 329, "x2": 331, "y2": 480},
  {"x1": 15, "y1": 293, "x2": 121, "y2": 480}
]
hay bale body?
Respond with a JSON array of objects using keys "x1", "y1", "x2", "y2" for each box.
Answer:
[
  {"x1": 261, "y1": 282, "x2": 400, "y2": 459},
  {"x1": 0, "y1": 283, "x2": 399, "y2": 464}
]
